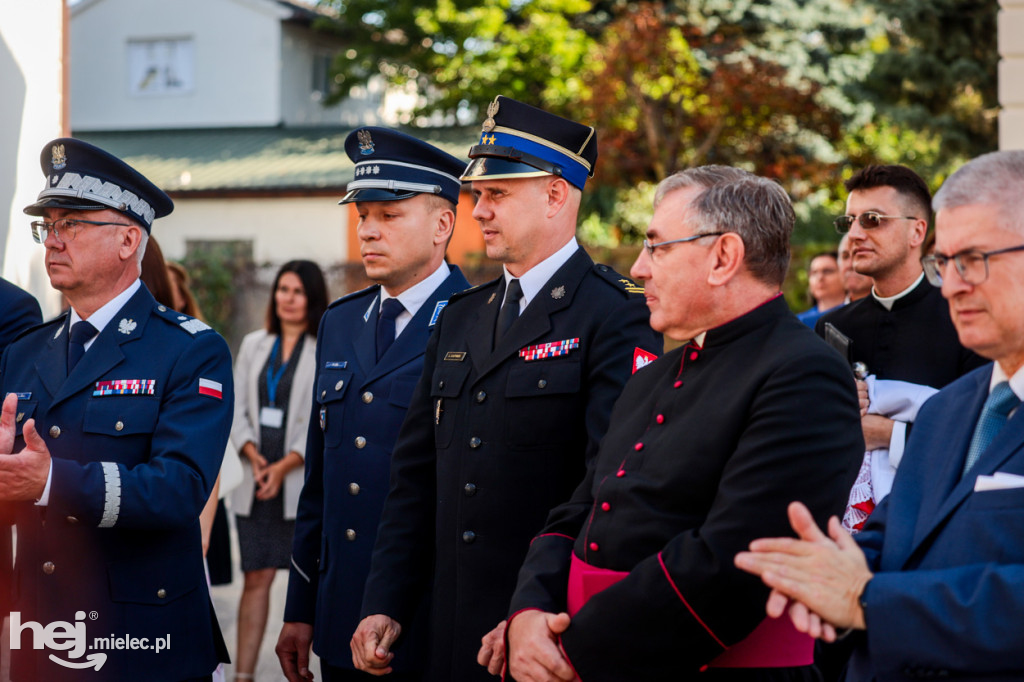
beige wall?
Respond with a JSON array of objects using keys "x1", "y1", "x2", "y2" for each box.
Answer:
[{"x1": 1000, "y1": 0, "x2": 1024, "y2": 149}]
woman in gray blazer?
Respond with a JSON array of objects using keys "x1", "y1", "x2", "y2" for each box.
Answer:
[{"x1": 230, "y1": 260, "x2": 328, "y2": 681}]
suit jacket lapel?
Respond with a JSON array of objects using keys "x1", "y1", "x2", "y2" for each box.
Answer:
[
  {"x1": 36, "y1": 313, "x2": 71, "y2": 399},
  {"x1": 353, "y1": 290, "x2": 379, "y2": 376},
  {"x1": 366, "y1": 269, "x2": 469, "y2": 384},
  {"x1": 477, "y1": 248, "x2": 592, "y2": 379},
  {"x1": 465, "y1": 278, "x2": 503, "y2": 376},
  {"x1": 49, "y1": 287, "x2": 154, "y2": 408}
]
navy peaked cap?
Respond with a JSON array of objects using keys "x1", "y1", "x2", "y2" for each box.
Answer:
[
  {"x1": 340, "y1": 127, "x2": 465, "y2": 205},
  {"x1": 24, "y1": 137, "x2": 173, "y2": 232},
  {"x1": 461, "y1": 96, "x2": 598, "y2": 190}
]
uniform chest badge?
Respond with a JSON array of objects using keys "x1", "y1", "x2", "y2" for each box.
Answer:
[
  {"x1": 633, "y1": 347, "x2": 658, "y2": 374},
  {"x1": 94, "y1": 379, "x2": 156, "y2": 396},
  {"x1": 429, "y1": 300, "x2": 448, "y2": 327},
  {"x1": 118, "y1": 318, "x2": 137, "y2": 335},
  {"x1": 519, "y1": 338, "x2": 580, "y2": 361}
]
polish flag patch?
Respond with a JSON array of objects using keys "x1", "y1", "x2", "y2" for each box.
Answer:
[
  {"x1": 198, "y1": 378, "x2": 223, "y2": 399},
  {"x1": 633, "y1": 347, "x2": 658, "y2": 374}
]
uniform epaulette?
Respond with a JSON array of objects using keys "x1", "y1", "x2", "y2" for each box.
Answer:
[
  {"x1": 327, "y1": 285, "x2": 379, "y2": 310},
  {"x1": 592, "y1": 263, "x2": 645, "y2": 297},
  {"x1": 447, "y1": 278, "x2": 498, "y2": 304},
  {"x1": 152, "y1": 305, "x2": 215, "y2": 336}
]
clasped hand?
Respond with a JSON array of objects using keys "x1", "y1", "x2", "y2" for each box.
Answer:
[{"x1": 0, "y1": 392, "x2": 51, "y2": 501}]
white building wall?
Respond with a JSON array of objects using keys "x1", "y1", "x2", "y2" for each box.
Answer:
[
  {"x1": 155, "y1": 196, "x2": 348, "y2": 266},
  {"x1": 1000, "y1": 0, "x2": 1024, "y2": 149},
  {"x1": 0, "y1": 0, "x2": 66, "y2": 316},
  {"x1": 71, "y1": 0, "x2": 286, "y2": 131}
]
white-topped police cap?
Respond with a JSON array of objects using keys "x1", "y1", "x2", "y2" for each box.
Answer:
[
  {"x1": 461, "y1": 96, "x2": 598, "y2": 191},
  {"x1": 339, "y1": 127, "x2": 465, "y2": 205},
  {"x1": 23, "y1": 138, "x2": 173, "y2": 233}
]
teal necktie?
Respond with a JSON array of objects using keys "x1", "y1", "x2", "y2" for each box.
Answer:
[{"x1": 962, "y1": 381, "x2": 1020, "y2": 476}]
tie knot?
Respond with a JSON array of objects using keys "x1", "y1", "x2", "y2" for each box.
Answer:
[
  {"x1": 504, "y1": 279, "x2": 523, "y2": 306},
  {"x1": 380, "y1": 297, "x2": 404, "y2": 321},
  {"x1": 989, "y1": 382, "x2": 1020, "y2": 418},
  {"x1": 71, "y1": 320, "x2": 98, "y2": 345}
]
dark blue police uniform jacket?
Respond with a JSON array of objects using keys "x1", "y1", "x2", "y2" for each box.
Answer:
[
  {"x1": 0, "y1": 284, "x2": 232, "y2": 682},
  {"x1": 361, "y1": 248, "x2": 662, "y2": 682},
  {"x1": 285, "y1": 266, "x2": 470, "y2": 671}
]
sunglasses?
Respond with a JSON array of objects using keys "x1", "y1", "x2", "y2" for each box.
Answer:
[{"x1": 834, "y1": 212, "x2": 918, "y2": 234}]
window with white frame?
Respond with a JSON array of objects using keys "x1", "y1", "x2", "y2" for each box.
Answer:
[{"x1": 127, "y1": 38, "x2": 195, "y2": 96}]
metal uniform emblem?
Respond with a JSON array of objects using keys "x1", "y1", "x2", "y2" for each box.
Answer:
[
  {"x1": 619, "y1": 278, "x2": 644, "y2": 294},
  {"x1": 551, "y1": 285, "x2": 566, "y2": 300},
  {"x1": 482, "y1": 98, "x2": 500, "y2": 133},
  {"x1": 358, "y1": 129, "x2": 375, "y2": 155},
  {"x1": 118, "y1": 318, "x2": 137, "y2": 335},
  {"x1": 487, "y1": 292, "x2": 497, "y2": 305},
  {"x1": 51, "y1": 144, "x2": 67, "y2": 170}
]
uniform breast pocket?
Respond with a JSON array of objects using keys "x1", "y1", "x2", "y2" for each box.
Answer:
[
  {"x1": 387, "y1": 376, "x2": 419, "y2": 409},
  {"x1": 505, "y1": 360, "x2": 582, "y2": 448},
  {"x1": 83, "y1": 398, "x2": 160, "y2": 437},
  {"x1": 317, "y1": 369, "x2": 353, "y2": 447},
  {"x1": 431, "y1": 362, "x2": 472, "y2": 449}
]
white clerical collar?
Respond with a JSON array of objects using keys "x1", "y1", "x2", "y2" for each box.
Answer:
[
  {"x1": 69, "y1": 279, "x2": 142, "y2": 351},
  {"x1": 381, "y1": 261, "x2": 450, "y2": 337},
  {"x1": 872, "y1": 272, "x2": 924, "y2": 311},
  {"x1": 503, "y1": 237, "x2": 579, "y2": 313}
]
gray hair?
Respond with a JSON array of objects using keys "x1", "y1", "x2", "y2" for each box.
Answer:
[
  {"x1": 933, "y1": 150, "x2": 1024, "y2": 233},
  {"x1": 656, "y1": 166, "x2": 795, "y2": 286}
]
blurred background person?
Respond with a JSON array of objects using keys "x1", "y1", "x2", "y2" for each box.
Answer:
[
  {"x1": 797, "y1": 251, "x2": 845, "y2": 327},
  {"x1": 230, "y1": 259, "x2": 327, "y2": 681},
  {"x1": 838, "y1": 233, "x2": 872, "y2": 303},
  {"x1": 167, "y1": 260, "x2": 203, "y2": 317}
]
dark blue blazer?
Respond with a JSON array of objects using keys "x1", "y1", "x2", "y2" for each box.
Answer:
[
  {"x1": 284, "y1": 265, "x2": 470, "y2": 670},
  {"x1": 0, "y1": 285, "x2": 232, "y2": 682},
  {"x1": 849, "y1": 363, "x2": 1024, "y2": 681}
]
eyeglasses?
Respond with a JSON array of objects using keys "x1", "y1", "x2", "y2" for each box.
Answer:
[
  {"x1": 30, "y1": 218, "x2": 131, "y2": 244},
  {"x1": 921, "y1": 244, "x2": 1024, "y2": 287},
  {"x1": 642, "y1": 232, "x2": 728, "y2": 258},
  {"x1": 834, "y1": 212, "x2": 918, "y2": 234}
]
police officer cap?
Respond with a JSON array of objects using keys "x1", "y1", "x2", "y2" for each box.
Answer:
[
  {"x1": 339, "y1": 127, "x2": 465, "y2": 205},
  {"x1": 23, "y1": 138, "x2": 173, "y2": 233},
  {"x1": 461, "y1": 96, "x2": 598, "y2": 191}
]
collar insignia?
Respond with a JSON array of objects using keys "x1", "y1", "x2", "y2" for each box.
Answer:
[
  {"x1": 118, "y1": 318, "x2": 137, "y2": 335},
  {"x1": 551, "y1": 285, "x2": 566, "y2": 300}
]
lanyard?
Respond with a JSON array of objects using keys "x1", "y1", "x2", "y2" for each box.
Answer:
[{"x1": 266, "y1": 337, "x2": 290, "y2": 407}]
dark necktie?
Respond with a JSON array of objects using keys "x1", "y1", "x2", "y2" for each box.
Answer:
[
  {"x1": 376, "y1": 297, "x2": 405, "y2": 361},
  {"x1": 962, "y1": 381, "x2": 1020, "y2": 476},
  {"x1": 496, "y1": 279, "x2": 523, "y2": 341},
  {"x1": 68, "y1": 320, "x2": 98, "y2": 372}
]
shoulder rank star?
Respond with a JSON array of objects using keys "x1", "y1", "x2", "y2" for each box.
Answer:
[
  {"x1": 118, "y1": 318, "x2": 137, "y2": 335},
  {"x1": 551, "y1": 285, "x2": 565, "y2": 300}
]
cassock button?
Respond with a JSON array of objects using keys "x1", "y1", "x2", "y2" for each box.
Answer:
[
  {"x1": 673, "y1": 380, "x2": 682, "y2": 389},
  {"x1": 475, "y1": 391, "x2": 487, "y2": 403},
  {"x1": 346, "y1": 529, "x2": 357, "y2": 541},
  {"x1": 354, "y1": 436, "x2": 367, "y2": 449},
  {"x1": 616, "y1": 470, "x2": 626, "y2": 478},
  {"x1": 115, "y1": 420, "x2": 124, "y2": 431},
  {"x1": 42, "y1": 561, "x2": 55, "y2": 575},
  {"x1": 601, "y1": 502, "x2": 611, "y2": 512},
  {"x1": 361, "y1": 391, "x2": 373, "y2": 403},
  {"x1": 464, "y1": 483, "x2": 477, "y2": 496},
  {"x1": 469, "y1": 437, "x2": 481, "y2": 449},
  {"x1": 537, "y1": 379, "x2": 547, "y2": 389},
  {"x1": 462, "y1": 531, "x2": 476, "y2": 544},
  {"x1": 589, "y1": 542, "x2": 599, "y2": 551},
  {"x1": 656, "y1": 414, "x2": 665, "y2": 424},
  {"x1": 348, "y1": 482, "x2": 361, "y2": 495},
  {"x1": 634, "y1": 442, "x2": 644, "y2": 451},
  {"x1": 335, "y1": 380, "x2": 345, "y2": 391},
  {"x1": 689, "y1": 351, "x2": 699, "y2": 361},
  {"x1": 49, "y1": 425, "x2": 61, "y2": 438},
  {"x1": 157, "y1": 589, "x2": 167, "y2": 599}
]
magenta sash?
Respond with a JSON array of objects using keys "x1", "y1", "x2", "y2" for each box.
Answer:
[{"x1": 567, "y1": 553, "x2": 813, "y2": 668}]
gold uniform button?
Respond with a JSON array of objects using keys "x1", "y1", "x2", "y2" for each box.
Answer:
[
  {"x1": 354, "y1": 436, "x2": 367, "y2": 449},
  {"x1": 157, "y1": 589, "x2": 167, "y2": 599},
  {"x1": 361, "y1": 391, "x2": 373, "y2": 404},
  {"x1": 537, "y1": 379, "x2": 548, "y2": 389},
  {"x1": 49, "y1": 425, "x2": 61, "y2": 438},
  {"x1": 114, "y1": 421, "x2": 124, "y2": 432},
  {"x1": 42, "y1": 561, "x2": 55, "y2": 575},
  {"x1": 469, "y1": 437, "x2": 481, "y2": 449},
  {"x1": 335, "y1": 380, "x2": 345, "y2": 391},
  {"x1": 475, "y1": 391, "x2": 487, "y2": 403},
  {"x1": 348, "y1": 482, "x2": 361, "y2": 495},
  {"x1": 345, "y1": 529, "x2": 357, "y2": 541}
]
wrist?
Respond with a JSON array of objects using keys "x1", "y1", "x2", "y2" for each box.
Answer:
[{"x1": 852, "y1": 575, "x2": 872, "y2": 630}]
